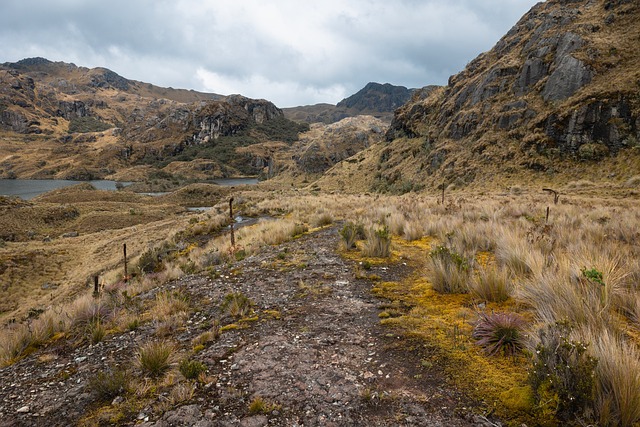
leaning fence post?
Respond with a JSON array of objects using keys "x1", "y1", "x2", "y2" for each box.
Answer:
[
  {"x1": 546, "y1": 206, "x2": 550, "y2": 223},
  {"x1": 229, "y1": 197, "x2": 235, "y2": 247}
]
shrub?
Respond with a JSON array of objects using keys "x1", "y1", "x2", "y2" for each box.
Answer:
[
  {"x1": 136, "y1": 340, "x2": 175, "y2": 378},
  {"x1": 362, "y1": 225, "x2": 391, "y2": 258},
  {"x1": 68, "y1": 116, "x2": 112, "y2": 133},
  {"x1": 472, "y1": 312, "x2": 525, "y2": 356},
  {"x1": 339, "y1": 221, "x2": 361, "y2": 250},
  {"x1": 179, "y1": 359, "x2": 207, "y2": 380},
  {"x1": 529, "y1": 322, "x2": 597, "y2": 422},
  {"x1": 89, "y1": 368, "x2": 129, "y2": 401},
  {"x1": 428, "y1": 245, "x2": 471, "y2": 293}
]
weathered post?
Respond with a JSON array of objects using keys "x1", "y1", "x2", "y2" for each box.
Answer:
[
  {"x1": 543, "y1": 188, "x2": 560, "y2": 204},
  {"x1": 441, "y1": 182, "x2": 445, "y2": 205},
  {"x1": 229, "y1": 197, "x2": 235, "y2": 247},
  {"x1": 546, "y1": 206, "x2": 550, "y2": 223},
  {"x1": 93, "y1": 276, "x2": 100, "y2": 297},
  {"x1": 123, "y1": 243, "x2": 128, "y2": 282}
]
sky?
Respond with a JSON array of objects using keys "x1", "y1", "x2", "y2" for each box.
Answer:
[{"x1": 0, "y1": 0, "x2": 541, "y2": 108}]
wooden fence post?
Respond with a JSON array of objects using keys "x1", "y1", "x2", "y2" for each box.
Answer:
[
  {"x1": 93, "y1": 276, "x2": 100, "y2": 297},
  {"x1": 229, "y1": 197, "x2": 235, "y2": 247},
  {"x1": 123, "y1": 243, "x2": 128, "y2": 282}
]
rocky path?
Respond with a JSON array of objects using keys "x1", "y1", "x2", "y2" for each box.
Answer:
[{"x1": 0, "y1": 226, "x2": 491, "y2": 426}]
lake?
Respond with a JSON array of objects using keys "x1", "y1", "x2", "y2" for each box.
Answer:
[
  {"x1": 0, "y1": 179, "x2": 127, "y2": 200},
  {"x1": 0, "y1": 177, "x2": 259, "y2": 200}
]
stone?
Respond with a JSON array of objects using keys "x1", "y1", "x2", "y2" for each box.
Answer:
[
  {"x1": 542, "y1": 56, "x2": 593, "y2": 101},
  {"x1": 16, "y1": 405, "x2": 30, "y2": 413}
]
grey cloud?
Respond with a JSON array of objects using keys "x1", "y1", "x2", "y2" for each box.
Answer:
[{"x1": 0, "y1": 0, "x2": 539, "y2": 106}]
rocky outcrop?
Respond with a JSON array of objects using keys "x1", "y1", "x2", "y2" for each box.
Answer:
[
  {"x1": 295, "y1": 116, "x2": 386, "y2": 174},
  {"x1": 56, "y1": 100, "x2": 89, "y2": 119},
  {"x1": 383, "y1": 0, "x2": 640, "y2": 185},
  {"x1": 194, "y1": 96, "x2": 283, "y2": 143}
]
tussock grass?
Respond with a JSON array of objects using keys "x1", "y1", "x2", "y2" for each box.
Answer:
[
  {"x1": 136, "y1": 340, "x2": 176, "y2": 378},
  {"x1": 362, "y1": 225, "x2": 391, "y2": 258},
  {"x1": 470, "y1": 264, "x2": 513, "y2": 303},
  {"x1": 588, "y1": 329, "x2": 640, "y2": 427}
]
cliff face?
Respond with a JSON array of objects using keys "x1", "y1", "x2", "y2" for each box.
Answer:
[{"x1": 383, "y1": 0, "x2": 640, "y2": 188}]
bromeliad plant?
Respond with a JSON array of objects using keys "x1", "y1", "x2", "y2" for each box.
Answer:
[{"x1": 472, "y1": 311, "x2": 526, "y2": 356}]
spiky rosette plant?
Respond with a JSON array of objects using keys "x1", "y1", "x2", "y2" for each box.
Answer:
[{"x1": 472, "y1": 311, "x2": 526, "y2": 356}]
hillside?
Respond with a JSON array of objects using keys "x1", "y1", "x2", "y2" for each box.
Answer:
[
  {"x1": 320, "y1": 0, "x2": 640, "y2": 193},
  {"x1": 283, "y1": 82, "x2": 417, "y2": 124},
  {"x1": 0, "y1": 58, "x2": 308, "y2": 181}
]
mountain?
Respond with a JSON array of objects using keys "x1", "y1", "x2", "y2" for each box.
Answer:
[
  {"x1": 0, "y1": 58, "x2": 309, "y2": 180},
  {"x1": 318, "y1": 0, "x2": 640, "y2": 193},
  {"x1": 283, "y1": 82, "x2": 418, "y2": 124}
]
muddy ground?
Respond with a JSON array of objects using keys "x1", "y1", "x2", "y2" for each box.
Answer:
[{"x1": 0, "y1": 225, "x2": 500, "y2": 426}]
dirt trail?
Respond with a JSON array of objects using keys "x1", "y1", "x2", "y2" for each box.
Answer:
[{"x1": 0, "y1": 226, "x2": 494, "y2": 426}]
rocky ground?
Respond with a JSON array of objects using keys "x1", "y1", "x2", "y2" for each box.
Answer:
[{"x1": 0, "y1": 225, "x2": 499, "y2": 426}]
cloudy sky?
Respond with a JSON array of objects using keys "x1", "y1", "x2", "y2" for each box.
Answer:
[{"x1": 0, "y1": 0, "x2": 540, "y2": 107}]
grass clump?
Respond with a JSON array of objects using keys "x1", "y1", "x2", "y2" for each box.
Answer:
[
  {"x1": 248, "y1": 396, "x2": 281, "y2": 415},
  {"x1": 89, "y1": 368, "x2": 130, "y2": 401},
  {"x1": 179, "y1": 359, "x2": 207, "y2": 380},
  {"x1": 470, "y1": 265, "x2": 512, "y2": 303},
  {"x1": 221, "y1": 292, "x2": 253, "y2": 318},
  {"x1": 136, "y1": 340, "x2": 175, "y2": 378},
  {"x1": 428, "y1": 245, "x2": 471, "y2": 293},
  {"x1": 472, "y1": 312, "x2": 526, "y2": 356},
  {"x1": 362, "y1": 225, "x2": 391, "y2": 258}
]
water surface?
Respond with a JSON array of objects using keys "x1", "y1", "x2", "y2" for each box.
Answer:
[{"x1": 0, "y1": 179, "x2": 127, "y2": 200}]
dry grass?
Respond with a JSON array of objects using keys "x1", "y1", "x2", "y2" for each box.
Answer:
[{"x1": 470, "y1": 264, "x2": 513, "y2": 303}]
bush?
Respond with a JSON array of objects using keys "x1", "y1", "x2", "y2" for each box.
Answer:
[
  {"x1": 136, "y1": 340, "x2": 175, "y2": 378},
  {"x1": 68, "y1": 116, "x2": 112, "y2": 133},
  {"x1": 428, "y1": 245, "x2": 471, "y2": 293},
  {"x1": 472, "y1": 312, "x2": 525, "y2": 356},
  {"x1": 529, "y1": 322, "x2": 597, "y2": 422},
  {"x1": 339, "y1": 221, "x2": 362, "y2": 250},
  {"x1": 179, "y1": 359, "x2": 207, "y2": 380},
  {"x1": 362, "y1": 225, "x2": 391, "y2": 258}
]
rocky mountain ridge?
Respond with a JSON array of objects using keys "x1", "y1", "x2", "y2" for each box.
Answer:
[
  {"x1": 0, "y1": 59, "x2": 396, "y2": 182},
  {"x1": 331, "y1": 0, "x2": 640, "y2": 193},
  {"x1": 283, "y1": 82, "x2": 417, "y2": 124}
]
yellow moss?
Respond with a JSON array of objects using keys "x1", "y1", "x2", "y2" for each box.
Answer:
[
  {"x1": 369, "y1": 239, "x2": 532, "y2": 425},
  {"x1": 239, "y1": 315, "x2": 259, "y2": 323},
  {"x1": 263, "y1": 310, "x2": 281, "y2": 320},
  {"x1": 499, "y1": 385, "x2": 534, "y2": 413},
  {"x1": 220, "y1": 323, "x2": 239, "y2": 332}
]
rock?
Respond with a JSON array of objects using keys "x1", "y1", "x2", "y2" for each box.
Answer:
[
  {"x1": 62, "y1": 232, "x2": 79, "y2": 238},
  {"x1": 542, "y1": 56, "x2": 593, "y2": 101},
  {"x1": 16, "y1": 405, "x2": 30, "y2": 413}
]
